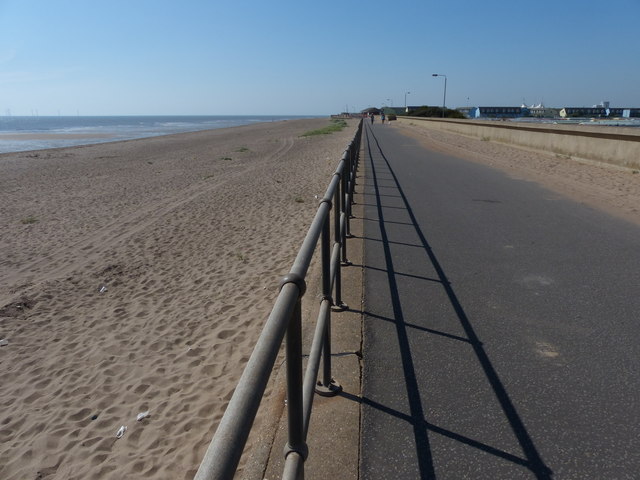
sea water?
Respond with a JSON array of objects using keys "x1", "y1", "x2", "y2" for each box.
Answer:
[{"x1": 0, "y1": 115, "x2": 319, "y2": 154}]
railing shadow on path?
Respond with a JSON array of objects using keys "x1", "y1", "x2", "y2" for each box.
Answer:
[{"x1": 348, "y1": 124, "x2": 553, "y2": 479}]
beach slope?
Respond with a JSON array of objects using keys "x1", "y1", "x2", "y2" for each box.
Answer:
[{"x1": 0, "y1": 118, "x2": 356, "y2": 480}]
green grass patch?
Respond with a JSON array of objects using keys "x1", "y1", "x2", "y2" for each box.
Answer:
[
  {"x1": 301, "y1": 119, "x2": 347, "y2": 137},
  {"x1": 235, "y1": 147, "x2": 250, "y2": 153},
  {"x1": 220, "y1": 157, "x2": 233, "y2": 161},
  {"x1": 21, "y1": 215, "x2": 38, "y2": 225}
]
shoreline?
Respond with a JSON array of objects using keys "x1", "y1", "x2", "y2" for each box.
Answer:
[
  {"x1": 0, "y1": 133, "x2": 117, "y2": 140},
  {"x1": 0, "y1": 116, "x2": 323, "y2": 155}
]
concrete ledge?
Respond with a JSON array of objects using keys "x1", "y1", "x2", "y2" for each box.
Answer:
[{"x1": 398, "y1": 116, "x2": 640, "y2": 170}]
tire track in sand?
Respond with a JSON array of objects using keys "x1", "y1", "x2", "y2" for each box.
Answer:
[{"x1": 0, "y1": 135, "x2": 297, "y2": 307}]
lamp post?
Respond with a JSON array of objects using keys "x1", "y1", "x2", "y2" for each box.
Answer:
[
  {"x1": 432, "y1": 74, "x2": 447, "y2": 118},
  {"x1": 405, "y1": 91, "x2": 410, "y2": 111}
]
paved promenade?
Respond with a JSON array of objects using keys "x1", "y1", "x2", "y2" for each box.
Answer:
[{"x1": 359, "y1": 122, "x2": 640, "y2": 479}]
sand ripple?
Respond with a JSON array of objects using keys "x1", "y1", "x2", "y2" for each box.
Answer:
[{"x1": 0, "y1": 119, "x2": 356, "y2": 479}]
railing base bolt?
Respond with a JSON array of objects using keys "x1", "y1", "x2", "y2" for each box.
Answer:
[
  {"x1": 331, "y1": 302, "x2": 348, "y2": 312},
  {"x1": 284, "y1": 441, "x2": 309, "y2": 461},
  {"x1": 315, "y1": 379, "x2": 343, "y2": 397}
]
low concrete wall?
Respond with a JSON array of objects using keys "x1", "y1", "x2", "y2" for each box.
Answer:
[{"x1": 398, "y1": 117, "x2": 640, "y2": 170}]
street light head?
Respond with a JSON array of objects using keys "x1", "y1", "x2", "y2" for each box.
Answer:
[{"x1": 432, "y1": 74, "x2": 438, "y2": 77}]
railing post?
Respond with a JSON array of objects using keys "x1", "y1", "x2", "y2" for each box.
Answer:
[
  {"x1": 321, "y1": 208, "x2": 332, "y2": 388},
  {"x1": 315, "y1": 212, "x2": 341, "y2": 396},
  {"x1": 345, "y1": 143, "x2": 353, "y2": 238},
  {"x1": 284, "y1": 287, "x2": 308, "y2": 477},
  {"x1": 340, "y1": 173, "x2": 350, "y2": 266},
  {"x1": 333, "y1": 178, "x2": 347, "y2": 310},
  {"x1": 350, "y1": 130, "x2": 360, "y2": 204}
]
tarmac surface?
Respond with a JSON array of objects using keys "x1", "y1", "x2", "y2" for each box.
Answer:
[{"x1": 359, "y1": 121, "x2": 640, "y2": 479}]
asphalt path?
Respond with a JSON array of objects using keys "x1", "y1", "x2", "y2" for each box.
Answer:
[{"x1": 359, "y1": 121, "x2": 640, "y2": 479}]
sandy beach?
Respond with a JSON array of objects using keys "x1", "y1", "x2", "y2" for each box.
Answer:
[
  {"x1": 0, "y1": 118, "x2": 357, "y2": 480},
  {"x1": 0, "y1": 133, "x2": 116, "y2": 140}
]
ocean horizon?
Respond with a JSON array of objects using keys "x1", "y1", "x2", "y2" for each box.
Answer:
[{"x1": 0, "y1": 115, "x2": 323, "y2": 154}]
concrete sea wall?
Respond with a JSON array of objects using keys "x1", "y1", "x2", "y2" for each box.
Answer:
[{"x1": 398, "y1": 117, "x2": 640, "y2": 170}]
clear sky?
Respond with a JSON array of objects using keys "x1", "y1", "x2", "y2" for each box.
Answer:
[{"x1": 1, "y1": 0, "x2": 639, "y2": 116}]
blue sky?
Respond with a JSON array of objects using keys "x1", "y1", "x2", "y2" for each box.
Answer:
[{"x1": 1, "y1": 0, "x2": 638, "y2": 116}]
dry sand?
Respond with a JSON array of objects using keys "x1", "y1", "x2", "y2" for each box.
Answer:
[
  {"x1": 0, "y1": 118, "x2": 357, "y2": 480},
  {"x1": 396, "y1": 120, "x2": 640, "y2": 226}
]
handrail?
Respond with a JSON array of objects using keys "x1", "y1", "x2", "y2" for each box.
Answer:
[{"x1": 194, "y1": 118, "x2": 363, "y2": 480}]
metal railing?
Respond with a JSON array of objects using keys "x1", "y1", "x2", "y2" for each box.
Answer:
[{"x1": 194, "y1": 119, "x2": 363, "y2": 480}]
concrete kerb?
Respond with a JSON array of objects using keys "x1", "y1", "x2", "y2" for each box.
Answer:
[{"x1": 257, "y1": 168, "x2": 365, "y2": 480}]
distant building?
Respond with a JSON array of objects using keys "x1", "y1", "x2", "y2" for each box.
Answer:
[
  {"x1": 559, "y1": 107, "x2": 640, "y2": 118},
  {"x1": 457, "y1": 107, "x2": 474, "y2": 118},
  {"x1": 559, "y1": 107, "x2": 607, "y2": 118},
  {"x1": 527, "y1": 103, "x2": 559, "y2": 118},
  {"x1": 411, "y1": 103, "x2": 640, "y2": 120},
  {"x1": 331, "y1": 112, "x2": 356, "y2": 119},
  {"x1": 467, "y1": 106, "x2": 527, "y2": 118},
  {"x1": 381, "y1": 106, "x2": 408, "y2": 115},
  {"x1": 404, "y1": 106, "x2": 423, "y2": 114},
  {"x1": 621, "y1": 109, "x2": 640, "y2": 118}
]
